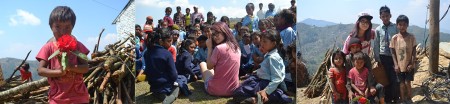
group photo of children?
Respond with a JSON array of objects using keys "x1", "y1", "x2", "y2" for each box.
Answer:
[
  {"x1": 134, "y1": 0, "x2": 300, "y2": 103},
  {"x1": 297, "y1": 0, "x2": 450, "y2": 103}
]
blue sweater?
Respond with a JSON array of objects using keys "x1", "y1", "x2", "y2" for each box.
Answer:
[
  {"x1": 176, "y1": 49, "x2": 196, "y2": 77},
  {"x1": 144, "y1": 45, "x2": 178, "y2": 94}
]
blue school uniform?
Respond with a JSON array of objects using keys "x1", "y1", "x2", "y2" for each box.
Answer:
[
  {"x1": 144, "y1": 45, "x2": 178, "y2": 94},
  {"x1": 280, "y1": 27, "x2": 297, "y2": 49},
  {"x1": 242, "y1": 15, "x2": 259, "y2": 32},
  {"x1": 194, "y1": 47, "x2": 207, "y2": 62},
  {"x1": 233, "y1": 49, "x2": 292, "y2": 103},
  {"x1": 176, "y1": 49, "x2": 201, "y2": 81}
]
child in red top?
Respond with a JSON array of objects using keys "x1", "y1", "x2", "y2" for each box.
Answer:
[
  {"x1": 36, "y1": 6, "x2": 90, "y2": 104},
  {"x1": 19, "y1": 62, "x2": 33, "y2": 83},
  {"x1": 328, "y1": 50, "x2": 348, "y2": 103},
  {"x1": 348, "y1": 52, "x2": 374, "y2": 103}
]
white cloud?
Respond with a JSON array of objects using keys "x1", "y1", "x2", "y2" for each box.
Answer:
[
  {"x1": 211, "y1": 6, "x2": 246, "y2": 18},
  {"x1": 86, "y1": 33, "x2": 119, "y2": 51},
  {"x1": 9, "y1": 9, "x2": 41, "y2": 26}
]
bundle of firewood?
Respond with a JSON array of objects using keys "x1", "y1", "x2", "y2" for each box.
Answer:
[
  {"x1": 84, "y1": 33, "x2": 136, "y2": 104},
  {"x1": 303, "y1": 48, "x2": 333, "y2": 98}
]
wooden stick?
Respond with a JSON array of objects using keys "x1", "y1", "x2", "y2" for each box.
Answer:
[
  {"x1": 94, "y1": 28, "x2": 105, "y2": 53},
  {"x1": 99, "y1": 71, "x2": 111, "y2": 93},
  {"x1": 0, "y1": 78, "x2": 48, "y2": 100},
  {"x1": 6, "y1": 50, "x2": 32, "y2": 83}
]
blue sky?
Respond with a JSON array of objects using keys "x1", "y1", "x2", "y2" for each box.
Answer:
[
  {"x1": 0, "y1": 0, "x2": 129, "y2": 60},
  {"x1": 298, "y1": 0, "x2": 450, "y2": 33},
  {"x1": 136, "y1": 0, "x2": 294, "y2": 25}
]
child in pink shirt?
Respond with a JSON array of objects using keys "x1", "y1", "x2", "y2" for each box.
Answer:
[{"x1": 36, "y1": 6, "x2": 90, "y2": 104}]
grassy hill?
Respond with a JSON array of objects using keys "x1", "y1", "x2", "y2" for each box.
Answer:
[
  {"x1": 299, "y1": 23, "x2": 450, "y2": 74},
  {"x1": 0, "y1": 58, "x2": 41, "y2": 80}
]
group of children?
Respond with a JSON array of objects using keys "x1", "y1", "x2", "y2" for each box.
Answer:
[
  {"x1": 328, "y1": 6, "x2": 417, "y2": 104},
  {"x1": 135, "y1": 1, "x2": 301, "y2": 103}
]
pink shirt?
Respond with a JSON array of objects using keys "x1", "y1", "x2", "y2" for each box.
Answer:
[
  {"x1": 348, "y1": 67, "x2": 368, "y2": 96},
  {"x1": 36, "y1": 41, "x2": 90, "y2": 104},
  {"x1": 207, "y1": 43, "x2": 241, "y2": 96}
]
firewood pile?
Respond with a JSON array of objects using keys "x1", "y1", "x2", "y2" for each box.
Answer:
[
  {"x1": 85, "y1": 33, "x2": 135, "y2": 104},
  {"x1": 0, "y1": 32, "x2": 136, "y2": 104}
]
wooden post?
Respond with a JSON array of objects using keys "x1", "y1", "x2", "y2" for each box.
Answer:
[{"x1": 429, "y1": 0, "x2": 440, "y2": 74}]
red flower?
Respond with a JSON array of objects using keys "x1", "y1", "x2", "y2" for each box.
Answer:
[
  {"x1": 57, "y1": 34, "x2": 77, "y2": 52},
  {"x1": 359, "y1": 97, "x2": 367, "y2": 104}
]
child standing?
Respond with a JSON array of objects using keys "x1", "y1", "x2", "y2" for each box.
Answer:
[
  {"x1": 20, "y1": 62, "x2": 33, "y2": 83},
  {"x1": 164, "y1": 7, "x2": 174, "y2": 27},
  {"x1": 242, "y1": 3, "x2": 259, "y2": 32},
  {"x1": 36, "y1": 6, "x2": 90, "y2": 103},
  {"x1": 173, "y1": 6, "x2": 185, "y2": 29},
  {"x1": 374, "y1": 6, "x2": 400, "y2": 103},
  {"x1": 328, "y1": 51, "x2": 348, "y2": 103},
  {"x1": 233, "y1": 29, "x2": 292, "y2": 104},
  {"x1": 390, "y1": 15, "x2": 416, "y2": 103},
  {"x1": 185, "y1": 8, "x2": 192, "y2": 30}
]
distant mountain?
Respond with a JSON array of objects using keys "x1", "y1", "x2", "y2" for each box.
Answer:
[
  {"x1": 298, "y1": 23, "x2": 450, "y2": 73},
  {"x1": 300, "y1": 18, "x2": 337, "y2": 27},
  {"x1": 0, "y1": 58, "x2": 41, "y2": 80}
]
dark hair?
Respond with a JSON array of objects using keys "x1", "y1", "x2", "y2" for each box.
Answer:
[
  {"x1": 332, "y1": 50, "x2": 346, "y2": 66},
  {"x1": 220, "y1": 16, "x2": 230, "y2": 27},
  {"x1": 161, "y1": 29, "x2": 172, "y2": 41},
  {"x1": 22, "y1": 62, "x2": 30, "y2": 71},
  {"x1": 251, "y1": 31, "x2": 261, "y2": 39},
  {"x1": 240, "y1": 26, "x2": 249, "y2": 32},
  {"x1": 259, "y1": 3, "x2": 263, "y2": 6},
  {"x1": 277, "y1": 9, "x2": 295, "y2": 25},
  {"x1": 179, "y1": 39, "x2": 195, "y2": 53},
  {"x1": 177, "y1": 6, "x2": 181, "y2": 10},
  {"x1": 246, "y1": 3, "x2": 255, "y2": 10},
  {"x1": 197, "y1": 35, "x2": 208, "y2": 42},
  {"x1": 201, "y1": 24, "x2": 212, "y2": 32},
  {"x1": 49, "y1": 6, "x2": 76, "y2": 28},
  {"x1": 211, "y1": 22, "x2": 239, "y2": 52},
  {"x1": 350, "y1": 18, "x2": 373, "y2": 41},
  {"x1": 135, "y1": 24, "x2": 141, "y2": 29},
  {"x1": 268, "y1": 3, "x2": 275, "y2": 8},
  {"x1": 396, "y1": 15, "x2": 409, "y2": 25},
  {"x1": 186, "y1": 8, "x2": 190, "y2": 11},
  {"x1": 379, "y1": 5, "x2": 391, "y2": 15},
  {"x1": 258, "y1": 19, "x2": 271, "y2": 30},
  {"x1": 187, "y1": 34, "x2": 197, "y2": 42},
  {"x1": 166, "y1": 7, "x2": 172, "y2": 12},
  {"x1": 235, "y1": 22, "x2": 242, "y2": 29},
  {"x1": 146, "y1": 30, "x2": 158, "y2": 49},
  {"x1": 261, "y1": 29, "x2": 282, "y2": 50},
  {"x1": 207, "y1": 12, "x2": 213, "y2": 16},
  {"x1": 352, "y1": 52, "x2": 365, "y2": 61}
]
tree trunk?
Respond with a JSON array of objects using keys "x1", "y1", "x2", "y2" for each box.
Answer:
[{"x1": 0, "y1": 78, "x2": 48, "y2": 100}]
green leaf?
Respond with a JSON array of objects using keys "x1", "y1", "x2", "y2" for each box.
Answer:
[
  {"x1": 71, "y1": 51, "x2": 89, "y2": 61},
  {"x1": 47, "y1": 50, "x2": 60, "y2": 60},
  {"x1": 61, "y1": 52, "x2": 68, "y2": 71}
]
